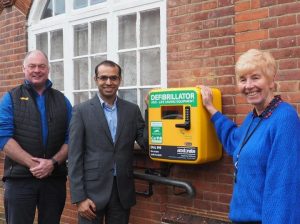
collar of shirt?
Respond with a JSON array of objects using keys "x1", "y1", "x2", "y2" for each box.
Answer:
[
  {"x1": 24, "y1": 79, "x2": 52, "y2": 96},
  {"x1": 96, "y1": 93, "x2": 118, "y2": 143},
  {"x1": 252, "y1": 95, "x2": 283, "y2": 119},
  {"x1": 96, "y1": 93, "x2": 117, "y2": 110}
]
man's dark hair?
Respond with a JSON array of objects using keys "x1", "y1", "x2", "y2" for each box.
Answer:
[{"x1": 95, "y1": 60, "x2": 122, "y2": 78}]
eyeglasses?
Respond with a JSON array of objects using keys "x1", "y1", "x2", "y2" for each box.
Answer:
[
  {"x1": 96, "y1": 75, "x2": 120, "y2": 82},
  {"x1": 26, "y1": 64, "x2": 48, "y2": 70}
]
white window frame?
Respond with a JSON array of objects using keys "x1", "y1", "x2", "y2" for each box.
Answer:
[{"x1": 27, "y1": 0, "x2": 167, "y2": 106}]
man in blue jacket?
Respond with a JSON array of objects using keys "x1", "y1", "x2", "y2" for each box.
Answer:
[{"x1": 0, "y1": 50, "x2": 72, "y2": 224}]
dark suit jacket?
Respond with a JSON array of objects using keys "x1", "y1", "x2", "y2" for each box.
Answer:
[{"x1": 68, "y1": 95, "x2": 146, "y2": 210}]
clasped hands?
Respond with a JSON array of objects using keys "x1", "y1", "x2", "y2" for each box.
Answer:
[{"x1": 29, "y1": 157, "x2": 55, "y2": 179}]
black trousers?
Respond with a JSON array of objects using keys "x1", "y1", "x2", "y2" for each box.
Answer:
[
  {"x1": 79, "y1": 177, "x2": 130, "y2": 224},
  {"x1": 4, "y1": 177, "x2": 66, "y2": 224}
]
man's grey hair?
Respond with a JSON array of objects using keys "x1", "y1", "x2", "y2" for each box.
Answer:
[{"x1": 23, "y1": 50, "x2": 49, "y2": 67}]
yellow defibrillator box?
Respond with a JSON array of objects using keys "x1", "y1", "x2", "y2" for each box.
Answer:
[{"x1": 148, "y1": 87, "x2": 222, "y2": 164}]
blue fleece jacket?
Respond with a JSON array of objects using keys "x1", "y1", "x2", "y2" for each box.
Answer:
[
  {"x1": 0, "y1": 80, "x2": 72, "y2": 150},
  {"x1": 211, "y1": 102, "x2": 300, "y2": 223}
]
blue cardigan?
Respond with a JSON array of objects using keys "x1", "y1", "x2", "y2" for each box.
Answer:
[{"x1": 211, "y1": 102, "x2": 300, "y2": 223}]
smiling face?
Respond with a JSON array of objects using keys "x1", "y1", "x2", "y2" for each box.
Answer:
[
  {"x1": 23, "y1": 51, "x2": 49, "y2": 93},
  {"x1": 94, "y1": 64, "x2": 121, "y2": 105},
  {"x1": 235, "y1": 49, "x2": 277, "y2": 115},
  {"x1": 237, "y1": 69, "x2": 274, "y2": 114}
]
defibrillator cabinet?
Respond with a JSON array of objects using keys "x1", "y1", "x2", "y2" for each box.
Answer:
[{"x1": 148, "y1": 87, "x2": 222, "y2": 164}]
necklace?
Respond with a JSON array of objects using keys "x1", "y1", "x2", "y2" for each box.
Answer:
[
  {"x1": 233, "y1": 95, "x2": 283, "y2": 183},
  {"x1": 234, "y1": 117, "x2": 263, "y2": 183}
]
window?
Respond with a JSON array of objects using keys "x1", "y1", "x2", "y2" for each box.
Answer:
[
  {"x1": 36, "y1": 30, "x2": 64, "y2": 91},
  {"x1": 73, "y1": 20, "x2": 107, "y2": 103},
  {"x1": 41, "y1": 0, "x2": 65, "y2": 19},
  {"x1": 28, "y1": 0, "x2": 166, "y2": 112},
  {"x1": 118, "y1": 9, "x2": 161, "y2": 112},
  {"x1": 73, "y1": 0, "x2": 106, "y2": 9}
]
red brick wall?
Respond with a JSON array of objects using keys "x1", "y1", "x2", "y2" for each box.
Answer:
[
  {"x1": 165, "y1": 0, "x2": 235, "y2": 221},
  {"x1": 0, "y1": 0, "x2": 300, "y2": 223},
  {"x1": 234, "y1": 0, "x2": 300, "y2": 123},
  {"x1": 0, "y1": 6, "x2": 27, "y2": 96}
]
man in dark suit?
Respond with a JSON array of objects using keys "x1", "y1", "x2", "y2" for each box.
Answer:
[{"x1": 68, "y1": 60, "x2": 147, "y2": 224}]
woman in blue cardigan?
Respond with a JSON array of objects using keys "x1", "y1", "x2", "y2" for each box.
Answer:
[{"x1": 200, "y1": 49, "x2": 300, "y2": 224}]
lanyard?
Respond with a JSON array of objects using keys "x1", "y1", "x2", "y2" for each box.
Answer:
[{"x1": 234, "y1": 117, "x2": 263, "y2": 183}]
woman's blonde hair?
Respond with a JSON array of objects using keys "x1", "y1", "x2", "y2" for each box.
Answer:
[{"x1": 235, "y1": 49, "x2": 277, "y2": 81}]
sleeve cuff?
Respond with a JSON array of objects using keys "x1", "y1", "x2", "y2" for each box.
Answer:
[
  {"x1": 210, "y1": 111, "x2": 222, "y2": 123},
  {"x1": 0, "y1": 137, "x2": 11, "y2": 150}
]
